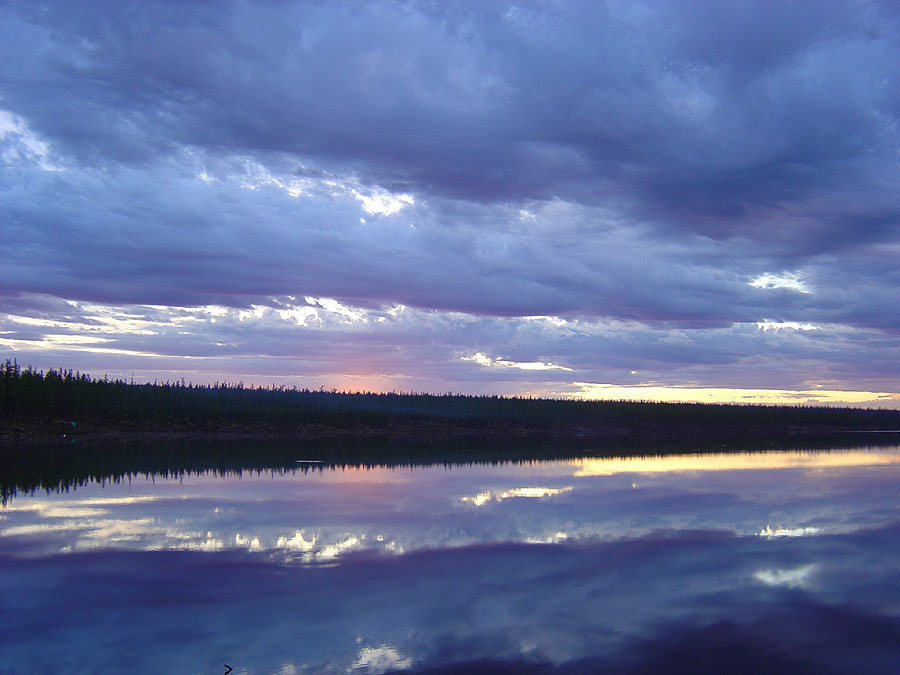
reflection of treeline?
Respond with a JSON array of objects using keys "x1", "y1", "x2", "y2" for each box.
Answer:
[
  {"x1": 3, "y1": 432, "x2": 897, "y2": 506},
  {"x1": 4, "y1": 359, "x2": 900, "y2": 435}
]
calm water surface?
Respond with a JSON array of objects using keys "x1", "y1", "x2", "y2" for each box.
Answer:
[{"x1": 2, "y1": 445, "x2": 900, "y2": 673}]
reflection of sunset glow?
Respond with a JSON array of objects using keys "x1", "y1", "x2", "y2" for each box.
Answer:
[
  {"x1": 573, "y1": 449, "x2": 900, "y2": 476},
  {"x1": 5, "y1": 452, "x2": 899, "y2": 563}
]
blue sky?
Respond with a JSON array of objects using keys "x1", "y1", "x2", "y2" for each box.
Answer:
[{"x1": 3, "y1": 0, "x2": 900, "y2": 405}]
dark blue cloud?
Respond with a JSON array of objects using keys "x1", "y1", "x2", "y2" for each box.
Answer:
[{"x1": 3, "y1": 1, "x2": 898, "y2": 221}]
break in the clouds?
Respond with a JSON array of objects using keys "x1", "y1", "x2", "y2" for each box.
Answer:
[{"x1": 2, "y1": 0, "x2": 900, "y2": 403}]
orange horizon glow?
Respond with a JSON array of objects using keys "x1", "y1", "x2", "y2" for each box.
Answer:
[
  {"x1": 573, "y1": 448, "x2": 900, "y2": 476},
  {"x1": 565, "y1": 383, "x2": 900, "y2": 408},
  {"x1": 5, "y1": 340, "x2": 900, "y2": 408}
]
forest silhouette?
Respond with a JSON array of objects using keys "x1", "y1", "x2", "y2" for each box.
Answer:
[{"x1": 3, "y1": 359, "x2": 900, "y2": 438}]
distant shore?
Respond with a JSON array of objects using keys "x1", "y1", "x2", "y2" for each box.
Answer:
[
  {"x1": 5, "y1": 400, "x2": 900, "y2": 506},
  {"x1": 4, "y1": 414, "x2": 899, "y2": 445},
  {"x1": 5, "y1": 360, "x2": 900, "y2": 447}
]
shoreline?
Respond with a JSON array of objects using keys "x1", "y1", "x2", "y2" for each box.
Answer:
[
  {"x1": 4, "y1": 416, "x2": 900, "y2": 446},
  {"x1": 5, "y1": 418, "x2": 899, "y2": 505}
]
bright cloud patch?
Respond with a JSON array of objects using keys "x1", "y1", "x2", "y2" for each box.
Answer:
[
  {"x1": 462, "y1": 352, "x2": 572, "y2": 371},
  {"x1": 756, "y1": 320, "x2": 819, "y2": 332},
  {"x1": 275, "y1": 530, "x2": 365, "y2": 562},
  {"x1": 753, "y1": 564, "x2": 817, "y2": 589},
  {"x1": 353, "y1": 645, "x2": 412, "y2": 674},
  {"x1": 759, "y1": 525, "x2": 821, "y2": 538},
  {"x1": 460, "y1": 486, "x2": 573, "y2": 506},
  {"x1": 749, "y1": 272, "x2": 809, "y2": 293},
  {"x1": 237, "y1": 159, "x2": 311, "y2": 198},
  {"x1": 0, "y1": 109, "x2": 61, "y2": 170},
  {"x1": 352, "y1": 189, "x2": 414, "y2": 216},
  {"x1": 304, "y1": 297, "x2": 368, "y2": 323}
]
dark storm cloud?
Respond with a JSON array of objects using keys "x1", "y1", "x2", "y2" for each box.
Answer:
[{"x1": 3, "y1": 1, "x2": 899, "y2": 230}]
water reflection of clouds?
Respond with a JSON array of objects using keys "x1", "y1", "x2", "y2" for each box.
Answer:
[
  {"x1": 2, "y1": 449, "x2": 899, "y2": 564},
  {"x1": 353, "y1": 645, "x2": 412, "y2": 674},
  {"x1": 9, "y1": 524, "x2": 896, "y2": 673},
  {"x1": 459, "y1": 486, "x2": 573, "y2": 506},
  {"x1": 759, "y1": 525, "x2": 820, "y2": 538},
  {"x1": 754, "y1": 564, "x2": 818, "y2": 588},
  {"x1": 10, "y1": 505, "x2": 108, "y2": 518},
  {"x1": 275, "y1": 530, "x2": 377, "y2": 562},
  {"x1": 2, "y1": 468, "x2": 899, "y2": 673}
]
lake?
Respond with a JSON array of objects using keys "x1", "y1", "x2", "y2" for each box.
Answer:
[{"x1": 2, "y1": 442, "x2": 899, "y2": 673}]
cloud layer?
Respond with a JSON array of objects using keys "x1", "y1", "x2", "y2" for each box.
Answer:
[{"x1": 3, "y1": 0, "x2": 900, "y2": 399}]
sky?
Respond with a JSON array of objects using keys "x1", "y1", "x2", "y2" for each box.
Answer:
[{"x1": 2, "y1": 0, "x2": 900, "y2": 406}]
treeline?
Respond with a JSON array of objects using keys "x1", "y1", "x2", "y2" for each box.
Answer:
[{"x1": 3, "y1": 359, "x2": 900, "y2": 436}]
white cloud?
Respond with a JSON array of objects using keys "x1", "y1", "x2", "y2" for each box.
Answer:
[
  {"x1": 305, "y1": 297, "x2": 368, "y2": 323},
  {"x1": 756, "y1": 320, "x2": 819, "y2": 332},
  {"x1": 759, "y1": 525, "x2": 820, "y2": 538},
  {"x1": 0, "y1": 109, "x2": 62, "y2": 171},
  {"x1": 352, "y1": 189, "x2": 415, "y2": 216},
  {"x1": 237, "y1": 158, "x2": 311, "y2": 198},
  {"x1": 278, "y1": 306, "x2": 319, "y2": 326},
  {"x1": 461, "y1": 352, "x2": 572, "y2": 371},
  {"x1": 353, "y1": 645, "x2": 412, "y2": 674},
  {"x1": 749, "y1": 272, "x2": 809, "y2": 293},
  {"x1": 237, "y1": 305, "x2": 268, "y2": 322}
]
